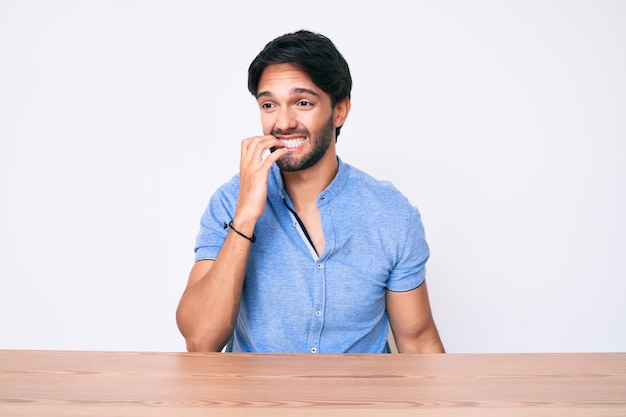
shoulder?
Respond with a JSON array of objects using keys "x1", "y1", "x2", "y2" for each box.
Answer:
[{"x1": 342, "y1": 162, "x2": 415, "y2": 210}]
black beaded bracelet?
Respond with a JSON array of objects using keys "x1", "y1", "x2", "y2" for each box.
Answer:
[{"x1": 225, "y1": 221, "x2": 256, "y2": 243}]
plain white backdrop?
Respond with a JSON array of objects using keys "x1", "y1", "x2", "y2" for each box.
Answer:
[{"x1": 1, "y1": 0, "x2": 625, "y2": 353}]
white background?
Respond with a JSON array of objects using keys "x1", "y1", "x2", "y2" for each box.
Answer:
[{"x1": 1, "y1": 1, "x2": 625, "y2": 353}]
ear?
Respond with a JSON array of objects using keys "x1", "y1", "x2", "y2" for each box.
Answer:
[{"x1": 333, "y1": 98, "x2": 351, "y2": 128}]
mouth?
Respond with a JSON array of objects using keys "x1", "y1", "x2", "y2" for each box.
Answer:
[{"x1": 278, "y1": 136, "x2": 307, "y2": 151}]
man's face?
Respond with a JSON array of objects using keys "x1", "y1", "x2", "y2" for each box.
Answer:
[{"x1": 256, "y1": 63, "x2": 335, "y2": 172}]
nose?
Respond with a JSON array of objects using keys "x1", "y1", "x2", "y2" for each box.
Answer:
[{"x1": 273, "y1": 106, "x2": 298, "y2": 133}]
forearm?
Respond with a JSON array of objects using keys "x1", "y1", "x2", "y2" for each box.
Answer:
[
  {"x1": 176, "y1": 226, "x2": 253, "y2": 352},
  {"x1": 176, "y1": 275, "x2": 241, "y2": 352}
]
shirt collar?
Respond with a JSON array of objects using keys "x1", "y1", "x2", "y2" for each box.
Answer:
[{"x1": 270, "y1": 156, "x2": 349, "y2": 205}]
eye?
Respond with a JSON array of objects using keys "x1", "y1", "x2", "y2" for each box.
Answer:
[
  {"x1": 260, "y1": 102, "x2": 275, "y2": 110},
  {"x1": 297, "y1": 100, "x2": 313, "y2": 108}
]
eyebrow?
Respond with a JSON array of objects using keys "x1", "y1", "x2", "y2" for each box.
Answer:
[{"x1": 256, "y1": 87, "x2": 321, "y2": 99}]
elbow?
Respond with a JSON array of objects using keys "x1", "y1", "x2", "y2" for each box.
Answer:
[
  {"x1": 177, "y1": 315, "x2": 231, "y2": 353},
  {"x1": 176, "y1": 303, "x2": 234, "y2": 352},
  {"x1": 185, "y1": 336, "x2": 217, "y2": 353},
  {"x1": 175, "y1": 309, "x2": 208, "y2": 352},
  {"x1": 394, "y1": 325, "x2": 445, "y2": 354},
  {"x1": 181, "y1": 329, "x2": 227, "y2": 352}
]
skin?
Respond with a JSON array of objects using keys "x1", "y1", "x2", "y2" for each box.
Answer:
[{"x1": 176, "y1": 63, "x2": 444, "y2": 353}]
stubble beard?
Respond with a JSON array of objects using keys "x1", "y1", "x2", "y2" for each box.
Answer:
[{"x1": 274, "y1": 115, "x2": 335, "y2": 172}]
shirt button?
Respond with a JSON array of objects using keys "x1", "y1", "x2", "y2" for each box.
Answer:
[
  {"x1": 317, "y1": 263, "x2": 323, "y2": 269},
  {"x1": 315, "y1": 311, "x2": 321, "y2": 316},
  {"x1": 311, "y1": 347, "x2": 317, "y2": 353}
]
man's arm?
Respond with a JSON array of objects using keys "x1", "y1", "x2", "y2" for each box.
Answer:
[
  {"x1": 175, "y1": 234, "x2": 251, "y2": 352},
  {"x1": 175, "y1": 135, "x2": 287, "y2": 352},
  {"x1": 386, "y1": 281, "x2": 445, "y2": 353}
]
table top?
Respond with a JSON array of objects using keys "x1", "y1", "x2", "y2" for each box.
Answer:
[{"x1": 1, "y1": 350, "x2": 625, "y2": 416}]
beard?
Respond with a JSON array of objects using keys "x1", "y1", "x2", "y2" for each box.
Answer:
[{"x1": 273, "y1": 114, "x2": 335, "y2": 172}]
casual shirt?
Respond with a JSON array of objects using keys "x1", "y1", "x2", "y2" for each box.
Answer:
[{"x1": 195, "y1": 157, "x2": 430, "y2": 353}]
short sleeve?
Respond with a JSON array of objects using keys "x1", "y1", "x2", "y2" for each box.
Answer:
[
  {"x1": 386, "y1": 206, "x2": 430, "y2": 292},
  {"x1": 194, "y1": 175, "x2": 240, "y2": 262}
]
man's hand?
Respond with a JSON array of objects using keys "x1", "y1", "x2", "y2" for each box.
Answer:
[{"x1": 233, "y1": 135, "x2": 287, "y2": 229}]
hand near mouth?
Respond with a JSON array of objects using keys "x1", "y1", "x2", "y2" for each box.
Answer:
[{"x1": 233, "y1": 135, "x2": 288, "y2": 232}]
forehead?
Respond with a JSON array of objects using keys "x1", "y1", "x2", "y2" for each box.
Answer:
[{"x1": 257, "y1": 63, "x2": 323, "y2": 97}]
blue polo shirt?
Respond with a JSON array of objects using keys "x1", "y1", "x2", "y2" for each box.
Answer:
[{"x1": 195, "y1": 157, "x2": 429, "y2": 353}]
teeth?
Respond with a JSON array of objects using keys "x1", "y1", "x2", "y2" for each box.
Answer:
[{"x1": 280, "y1": 138, "x2": 306, "y2": 148}]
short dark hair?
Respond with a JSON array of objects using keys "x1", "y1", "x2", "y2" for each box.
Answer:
[{"x1": 248, "y1": 30, "x2": 352, "y2": 139}]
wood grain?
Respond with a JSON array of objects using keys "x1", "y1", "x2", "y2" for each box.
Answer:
[{"x1": 1, "y1": 351, "x2": 625, "y2": 416}]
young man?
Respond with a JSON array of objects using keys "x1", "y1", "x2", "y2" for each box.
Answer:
[{"x1": 176, "y1": 30, "x2": 444, "y2": 354}]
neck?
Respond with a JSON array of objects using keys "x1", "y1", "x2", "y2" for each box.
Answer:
[{"x1": 282, "y1": 146, "x2": 338, "y2": 208}]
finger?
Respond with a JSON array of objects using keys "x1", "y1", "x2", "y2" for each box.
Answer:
[
  {"x1": 261, "y1": 147, "x2": 288, "y2": 168},
  {"x1": 241, "y1": 135, "x2": 279, "y2": 158},
  {"x1": 243, "y1": 135, "x2": 282, "y2": 166}
]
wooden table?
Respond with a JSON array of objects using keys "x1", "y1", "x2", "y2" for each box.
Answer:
[{"x1": 1, "y1": 350, "x2": 624, "y2": 416}]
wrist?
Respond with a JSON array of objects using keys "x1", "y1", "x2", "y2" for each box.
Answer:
[
  {"x1": 225, "y1": 220, "x2": 256, "y2": 243},
  {"x1": 229, "y1": 216, "x2": 257, "y2": 237}
]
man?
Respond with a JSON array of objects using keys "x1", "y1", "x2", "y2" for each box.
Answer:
[{"x1": 176, "y1": 30, "x2": 444, "y2": 354}]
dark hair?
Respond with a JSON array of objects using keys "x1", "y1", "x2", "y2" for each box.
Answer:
[{"x1": 248, "y1": 30, "x2": 352, "y2": 139}]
